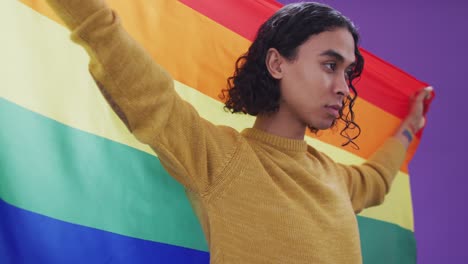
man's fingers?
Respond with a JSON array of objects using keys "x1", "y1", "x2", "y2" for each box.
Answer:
[
  {"x1": 419, "y1": 117, "x2": 426, "y2": 130},
  {"x1": 424, "y1": 86, "x2": 434, "y2": 100},
  {"x1": 414, "y1": 86, "x2": 433, "y2": 103}
]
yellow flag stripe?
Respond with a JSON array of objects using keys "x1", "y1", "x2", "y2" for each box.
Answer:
[{"x1": 8, "y1": 0, "x2": 412, "y2": 231}]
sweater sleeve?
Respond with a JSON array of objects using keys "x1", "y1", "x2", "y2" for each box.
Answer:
[
  {"x1": 46, "y1": 0, "x2": 241, "y2": 194},
  {"x1": 335, "y1": 138, "x2": 407, "y2": 213}
]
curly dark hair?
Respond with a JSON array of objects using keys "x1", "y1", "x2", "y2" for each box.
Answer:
[{"x1": 221, "y1": 2, "x2": 364, "y2": 148}]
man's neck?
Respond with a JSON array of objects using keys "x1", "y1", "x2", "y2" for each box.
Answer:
[{"x1": 253, "y1": 110, "x2": 306, "y2": 140}]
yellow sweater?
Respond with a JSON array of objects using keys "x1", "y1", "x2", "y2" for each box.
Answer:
[{"x1": 46, "y1": 1, "x2": 407, "y2": 263}]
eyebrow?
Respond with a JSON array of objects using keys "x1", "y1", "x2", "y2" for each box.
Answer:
[{"x1": 320, "y1": 49, "x2": 356, "y2": 68}]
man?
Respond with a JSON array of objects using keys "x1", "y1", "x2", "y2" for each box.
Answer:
[{"x1": 45, "y1": 0, "x2": 431, "y2": 262}]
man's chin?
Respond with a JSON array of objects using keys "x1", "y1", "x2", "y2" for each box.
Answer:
[
  {"x1": 306, "y1": 125, "x2": 320, "y2": 133},
  {"x1": 307, "y1": 121, "x2": 336, "y2": 133}
]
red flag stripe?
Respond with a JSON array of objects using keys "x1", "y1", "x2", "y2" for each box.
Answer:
[{"x1": 180, "y1": 0, "x2": 432, "y2": 122}]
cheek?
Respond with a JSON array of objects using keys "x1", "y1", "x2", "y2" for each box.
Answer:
[
  {"x1": 301, "y1": 72, "x2": 328, "y2": 97},
  {"x1": 310, "y1": 70, "x2": 334, "y2": 92},
  {"x1": 280, "y1": 63, "x2": 329, "y2": 101},
  {"x1": 298, "y1": 62, "x2": 327, "y2": 86}
]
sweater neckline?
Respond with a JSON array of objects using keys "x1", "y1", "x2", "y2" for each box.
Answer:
[{"x1": 241, "y1": 128, "x2": 308, "y2": 153}]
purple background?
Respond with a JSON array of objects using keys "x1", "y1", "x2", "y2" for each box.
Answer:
[{"x1": 277, "y1": 0, "x2": 467, "y2": 263}]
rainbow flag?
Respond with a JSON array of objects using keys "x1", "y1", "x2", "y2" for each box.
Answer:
[{"x1": 1, "y1": 0, "x2": 432, "y2": 263}]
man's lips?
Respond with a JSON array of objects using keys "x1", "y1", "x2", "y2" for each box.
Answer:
[{"x1": 325, "y1": 105, "x2": 342, "y2": 118}]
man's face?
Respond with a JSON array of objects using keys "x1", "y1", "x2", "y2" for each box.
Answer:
[{"x1": 278, "y1": 28, "x2": 356, "y2": 131}]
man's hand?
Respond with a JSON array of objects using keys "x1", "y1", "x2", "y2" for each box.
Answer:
[{"x1": 394, "y1": 86, "x2": 433, "y2": 148}]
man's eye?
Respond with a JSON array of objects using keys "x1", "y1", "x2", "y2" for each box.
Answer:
[
  {"x1": 345, "y1": 69, "x2": 353, "y2": 79},
  {"x1": 325, "y1": 63, "x2": 336, "y2": 71}
]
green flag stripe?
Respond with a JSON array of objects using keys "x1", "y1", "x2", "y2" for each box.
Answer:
[
  {"x1": 358, "y1": 216, "x2": 416, "y2": 263},
  {"x1": 0, "y1": 98, "x2": 415, "y2": 260},
  {"x1": 0, "y1": 98, "x2": 208, "y2": 251}
]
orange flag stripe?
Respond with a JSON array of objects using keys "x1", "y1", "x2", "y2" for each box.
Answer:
[{"x1": 20, "y1": 0, "x2": 418, "y2": 172}]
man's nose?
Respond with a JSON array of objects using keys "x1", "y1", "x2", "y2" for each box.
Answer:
[{"x1": 335, "y1": 76, "x2": 350, "y2": 97}]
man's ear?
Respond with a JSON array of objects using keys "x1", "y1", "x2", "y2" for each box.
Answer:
[{"x1": 265, "y1": 48, "x2": 285, "y2": 79}]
